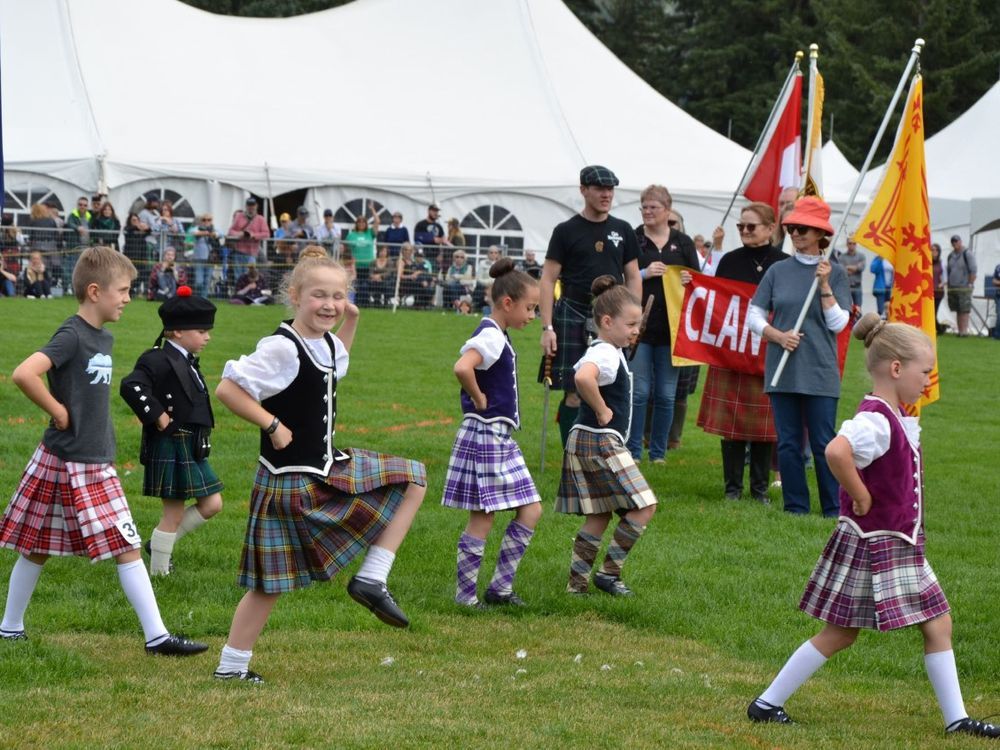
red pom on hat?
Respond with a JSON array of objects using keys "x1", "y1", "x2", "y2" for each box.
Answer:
[{"x1": 177, "y1": 285, "x2": 193, "y2": 297}]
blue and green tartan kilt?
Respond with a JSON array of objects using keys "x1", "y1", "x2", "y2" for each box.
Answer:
[
  {"x1": 142, "y1": 431, "x2": 223, "y2": 500},
  {"x1": 538, "y1": 297, "x2": 592, "y2": 390},
  {"x1": 555, "y1": 428, "x2": 657, "y2": 516},
  {"x1": 237, "y1": 448, "x2": 426, "y2": 593}
]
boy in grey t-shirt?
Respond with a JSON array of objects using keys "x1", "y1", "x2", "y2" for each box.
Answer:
[{"x1": 0, "y1": 246, "x2": 207, "y2": 656}]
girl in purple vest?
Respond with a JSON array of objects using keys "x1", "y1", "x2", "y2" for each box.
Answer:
[
  {"x1": 211, "y1": 253, "x2": 426, "y2": 683},
  {"x1": 556, "y1": 276, "x2": 657, "y2": 597},
  {"x1": 443, "y1": 258, "x2": 541, "y2": 607},
  {"x1": 748, "y1": 313, "x2": 999, "y2": 739}
]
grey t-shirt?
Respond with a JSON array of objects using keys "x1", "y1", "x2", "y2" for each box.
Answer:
[
  {"x1": 752, "y1": 257, "x2": 851, "y2": 398},
  {"x1": 946, "y1": 249, "x2": 976, "y2": 288},
  {"x1": 40, "y1": 315, "x2": 116, "y2": 462},
  {"x1": 835, "y1": 249, "x2": 866, "y2": 289}
]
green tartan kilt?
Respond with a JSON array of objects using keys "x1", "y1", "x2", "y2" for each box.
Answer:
[{"x1": 143, "y1": 431, "x2": 223, "y2": 500}]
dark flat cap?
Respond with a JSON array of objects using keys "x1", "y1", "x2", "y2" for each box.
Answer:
[{"x1": 580, "y1": 165, "x2": 619, "y2": 187}]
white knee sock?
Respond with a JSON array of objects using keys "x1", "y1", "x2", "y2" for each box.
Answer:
[
  {"x1": 925, "y1": 649, "x2": 967, "y2": 728},
  {"x1": 1, "y1": 557, "x2": 44, "y2": 633},
  {"x1": 174, "y1": 505, "x2": 207, "y2": 541},
  {"x1": 149, "y1": 529, "x2": 177, "y2": 576},
  {"x1": 217, "y1": 644, "x2": 253, "y2": 675},
  {"x1": 758, "y1": 640, "x2": 828, "y2": 707},
  {"x1": 117, "y1": 559, "x2": 168, "y2": 645},
  {"x1": 356, "y1": 545, "x2": 395, "y2": 585}
]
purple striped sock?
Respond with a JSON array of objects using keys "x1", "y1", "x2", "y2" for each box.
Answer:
[
  {"x1": 456, "y1": 532, "x2": 486, "y2": 606},
  {"x1": 486, "y1": 520, "x2": 534, "y2": 598}
]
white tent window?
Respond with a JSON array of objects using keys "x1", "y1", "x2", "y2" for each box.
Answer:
[
  {"x1": 461, "y1": 205, "x2": 524, "y2": 252},
  {"x1": 334, "y1": 198, "x2": 391, "y2": 232},
  {"x1": 4, "y1": 186, "x2": 64, "y2": 225}
]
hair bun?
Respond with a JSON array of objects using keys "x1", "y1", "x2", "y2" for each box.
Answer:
[
  {"x1": 852, "y1": 312, "x2": 886, "y2": 347},
  {"x1": 590, "y1": 274, "x2": 618, "y2": 297},
  {"x1": 489, "y1": 257, "x2": 515, "y2": 279}
]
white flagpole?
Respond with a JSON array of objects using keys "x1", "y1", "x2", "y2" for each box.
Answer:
[
  {"x1": 769, "y1": 39, "x2": 926, "y2": 389},
  {"x1": 719, "y1": 51, "x2": 804, "y2": 228}
]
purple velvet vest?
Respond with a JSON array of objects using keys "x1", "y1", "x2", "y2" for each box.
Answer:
[
  {"x1": 839, "y1": 396, "x2": 923, "y2": 544},
  {"x1": 459, "y1": 319, "x2": 519, "y2": 428}
]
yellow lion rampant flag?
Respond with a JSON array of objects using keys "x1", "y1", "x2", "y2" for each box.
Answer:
[{"x1": 854, "y1": 75, "x2": 939, "y2": 410}]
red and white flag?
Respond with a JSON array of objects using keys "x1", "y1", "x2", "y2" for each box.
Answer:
[{"x1": 740, "y1": 72, "x2": 803, "y2": 214}]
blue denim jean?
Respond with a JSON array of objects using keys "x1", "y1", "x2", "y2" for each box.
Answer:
[
  {"x1": 769, "y1": 392, "x2": 840, "y2": 516},
  {"x1": 626, "y1": 342, "x2": 680, "y2": 460},
  {"x1": 873, "y1": 290, "x2": 890, "y2": 316}
]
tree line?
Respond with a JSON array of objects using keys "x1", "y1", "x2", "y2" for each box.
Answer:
[{"x1": 183, "y1": 0, "x2": 999, "y2": 167}]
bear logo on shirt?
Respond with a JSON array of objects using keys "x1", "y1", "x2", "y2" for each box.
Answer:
[{"x1": 86, "y1": 353, "x2": 113, "y2": 384}]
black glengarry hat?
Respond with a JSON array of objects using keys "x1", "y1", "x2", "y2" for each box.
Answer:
[{"x1": 158, "y1": 286, "x2": 217, "y2": 332}]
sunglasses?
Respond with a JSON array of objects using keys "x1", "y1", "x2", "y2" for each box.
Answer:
[
  {"x1": 736, "y1": 222, "x2": 759, "y2": 233},
  {"x1": 667, "y1": 219, "x2": 679, "y2": 227},
  {"x1": 786, "y1": 225, "x2": 814, "y2": 236}
]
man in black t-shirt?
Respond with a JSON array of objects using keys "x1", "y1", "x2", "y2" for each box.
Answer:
[
  {"x1": 413, "y1": 203, "x2": 447, "y2": 274},
  {"x1": 539, "y1": 165, "x2": 641, "y2": 445}
]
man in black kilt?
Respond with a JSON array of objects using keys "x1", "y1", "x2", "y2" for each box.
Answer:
[{"x1": 539, "y1": 166, "x2": 642, "y2": 445}]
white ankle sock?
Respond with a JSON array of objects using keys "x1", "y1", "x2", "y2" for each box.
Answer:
[
  {"x1": 217, "y1": 644, "x2": 253, "y2": 674},
  {"x1": 1, "y1": 556, "x2": 44, "y2": 632},
  {"x1": 758, "y1": 640, "x2": 828, "y2": 707},
  {"x1": 356, "y1": 545, "x2": 395, "y2": 584},
  {"x1": 149, "y1": 529, "x2": 177, "y2": 576},
  {"x1": 925, "y1": 649, "x2": 967, "y2": 728},
  {"x1": 174, "y1": 506, "x2": 207, "y2": 541},
  {"x1": 117, "y1": 559, "x2": 168, "y2": 644}
]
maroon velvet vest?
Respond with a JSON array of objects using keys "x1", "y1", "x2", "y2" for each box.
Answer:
[{"x1": 839, "y1": 396, "x2": 923, "y2": 544}]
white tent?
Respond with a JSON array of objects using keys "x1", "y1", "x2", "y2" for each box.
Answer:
[
  {"x1": 821, "y1": 139, "x2": 860, "y2": 200},
  {"x1": 2, "y1": 0, "x2": 754, "y2": 251}
]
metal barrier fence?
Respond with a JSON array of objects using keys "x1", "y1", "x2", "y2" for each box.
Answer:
[{"x1": 1, "y1": 227, "x2": 543, "y2": 310}]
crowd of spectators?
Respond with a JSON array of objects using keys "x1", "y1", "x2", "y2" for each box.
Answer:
[{"x1": 1, "y1": 196, "x2": 532, "y2": 312}]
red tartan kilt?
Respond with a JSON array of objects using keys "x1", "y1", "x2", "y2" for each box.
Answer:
[
  {"x1": 696, "y1": 366, "x2": 776, "y2": 442},
  {"x1": 0, "y1": 444, "x2": 140, "y2": 561}
]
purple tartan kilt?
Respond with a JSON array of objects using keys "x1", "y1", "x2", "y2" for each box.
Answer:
[
  {"x1": 442, "y1": 418, "x2": 541, "y2": 513},
  {"x1": 555, "y1": 428, "x2": 657, "y2": 516},
  {"x1": 237, "y1": 448, "x2": 426, "y2": 593},
  {"x1": 799, "y1": 522, "x2": 950, "y2": 631},
  {"x1": 0, "y1": 444, "x2": 140, "y2": 561},
  {"x1": 697, "y1": 366, "x2": 776, "y2": 442}
]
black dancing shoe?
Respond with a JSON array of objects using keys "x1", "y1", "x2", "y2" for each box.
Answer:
[
  {"x1": 214, "y1": 669, "x2": 265, "y2": 684},
  {"x1": 0, "y1": 629, "x2": 27, "y2": 641},
  {"x1": 747, "y1": 699, "x2": 793, "y2": 724},
  {"x1": 145, "y1": 634, "x2": 209, "y2": 656},
  {"x1": 347, "y1": 576, "x2": 410, "y2": 628},
  {"x1": 593, "y1": 572, "x2": 634, "y2": 597},
  {"x1": 484, "y1": 589, "x2": 526, "y2": 607},
  {"x1": 947, "y1": 717, "x2": 1000, "y2": 738}
]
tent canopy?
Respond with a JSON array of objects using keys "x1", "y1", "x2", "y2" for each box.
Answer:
[{"x1": 2, "y1": 0, "x2": 751, "y2": 199}]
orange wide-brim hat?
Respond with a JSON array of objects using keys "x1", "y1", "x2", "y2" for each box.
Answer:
[{"x1": 781, "y1": 196, "x2": 834, "y2": 236}]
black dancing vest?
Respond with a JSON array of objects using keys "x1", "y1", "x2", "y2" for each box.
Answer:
[{"x1": 259, "y1": 323, "x2": 339, "y2": 475}]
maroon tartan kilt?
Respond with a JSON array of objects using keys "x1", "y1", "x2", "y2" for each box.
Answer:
[
  {"x1": 697, "y1": 366, "x2": 776, "y2": 442},
  {"x1": 799, "y1": 522, "x2": 950, "y2": 631},
  {"x1": 0, "y1": 444, "x2": 140, "y2": 562}
]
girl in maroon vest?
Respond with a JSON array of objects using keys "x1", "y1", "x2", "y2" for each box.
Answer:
[
  {"x1": 748, "y1": 313, "x2": 999, "y2": 739},
  {"x1": 443, "y1": 258, "x2": 541, "y2": 608},
  {"x1": 211, "y1": 253, "x2": 426, "y2": 683}
]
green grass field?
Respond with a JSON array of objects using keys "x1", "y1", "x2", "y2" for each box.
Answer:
[{"x1": 0, "y1": 298, "x2": 997, "y2": 749}]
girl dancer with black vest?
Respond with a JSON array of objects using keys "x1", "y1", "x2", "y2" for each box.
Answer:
[
  {"x1": 748, "y1": 313, "x2": 999, "y2": 739},
  {"x1": 556, "y1": 276, "x2": 657, "y2": 597},
  {"x1": 443, "y1": 258, "x2": 541, "y2": 608},
  {"x1": 212, "y1": 253, "x2": 426, "y2": 683}
]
